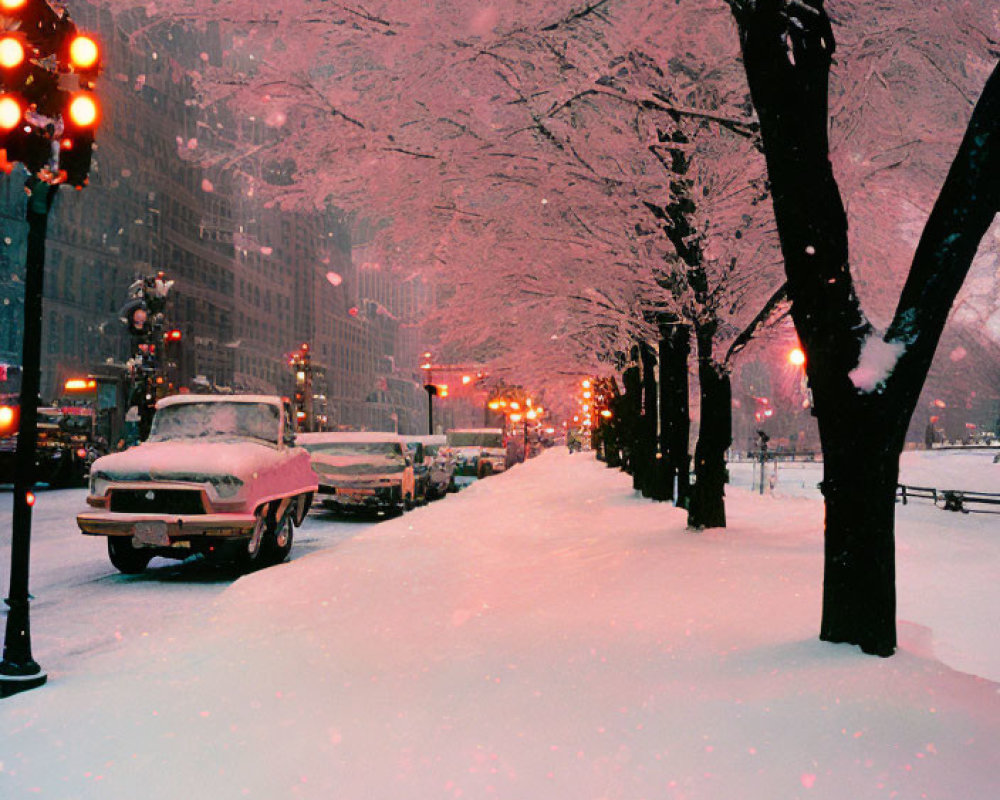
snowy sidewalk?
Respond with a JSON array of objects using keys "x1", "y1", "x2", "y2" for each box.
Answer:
[{"x1": 3, "y1": 448, "x2": 999, "y2": 799}]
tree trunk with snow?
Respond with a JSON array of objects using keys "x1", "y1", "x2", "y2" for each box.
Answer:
[
  {"x1": 639, "y1": 341, "x2": 660, "y2": 499},
  {"x1": 622, "y1": 354, "x2": 643, "y2": 485},
  {"x1": 659, "y1": 319, "x2": 692, "y2": 508},
  {"x1": 729, "y1": 0, "x2": 1000, "y2": 656},
  {"x1": 688, "y1": 324, "x2": 731, "y2": 529}
]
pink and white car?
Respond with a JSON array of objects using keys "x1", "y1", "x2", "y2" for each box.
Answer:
[{"x1": 77, "y1": 394, "x2": 317, "y2": 574}]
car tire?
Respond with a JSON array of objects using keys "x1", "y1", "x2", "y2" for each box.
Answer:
[
  {"x1": 293, "y1": 492, "x2": 313, "y2": 525},
  {"x1": 239, "y1": 504, "x2": 273, "y2": 572},
  {"x1": 107, "y1": 537, "x2": 152, "y2": 574},
  {"x1": 264, "y1": 513, "x2": 294, "y2": 564}
]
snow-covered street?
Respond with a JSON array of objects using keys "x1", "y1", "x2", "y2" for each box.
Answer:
[{"x1": 2, "y1": 447, "x2": 999, "y2": 799}]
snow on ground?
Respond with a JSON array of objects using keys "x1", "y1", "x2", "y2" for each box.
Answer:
[{"x1": 2, "y1": 448, "x2": 999, "y2": 799}]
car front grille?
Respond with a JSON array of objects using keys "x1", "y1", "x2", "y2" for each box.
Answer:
[{"x1": 109, "y1": 488, "x2": 206, "y2": 515}]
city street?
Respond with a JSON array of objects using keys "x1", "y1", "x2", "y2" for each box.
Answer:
[{"x1": 2, "y1": 448, "x2": 999, "y2": 799}]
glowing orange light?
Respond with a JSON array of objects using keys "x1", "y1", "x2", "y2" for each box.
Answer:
[
  {"x1": 600, "y1": 409, "x2": 612, "y2": 418},
  {"x1": 76, "y1": 447, "x2": 87, "y2": 459},
  {"x1": 788, "y1": 347, "x2": 806, "y2": 367},
  {"x1": 581, "y1": 379, "x2": 591, "y2": 389},
  {"x1": 0, "y1": 405, "x2": 14, "y2": 427},
  {"x1": 67, "y1": 93, "x2": 99, "y2": 127},
  {"x1": 69, "y1": 35, "x2": 100, "y2": 70},
  {"x1": 0, "y1": 95, "x2": 21, "y2": 130},
  {"x1": 0, "y1": 0, "x2": 27, "y2": 10},
  {"x1": 509, "y1": 401, "x2": 520, "y2": 411},
  {"x1": 509, "y1": 413, "x2": 522, "y2": 423},
  {"x1": 0, "y1": 36, "x2": 25, "y2": 69},
  {"x1": 461, "y1": 375, "x2": 471, "y2": 385},
  {"x1": 26, "y1": 490, "x2": 35, "y2": 507},
  {"x1": 488, "y1": 401, "x2": 500, "y2": 410},
  {"x1": 64, "y1": 378, "x2": 95, "y2": 391},
  {"x1": 438, "y1": 385, "x2": 448, "y2": 398}
]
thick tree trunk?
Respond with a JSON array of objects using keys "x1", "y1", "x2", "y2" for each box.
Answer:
[
  {"x1": 730, "y1": 0, "x2": 1000, "y2": 656},
  {"x1": 622, "y1": 356, "x2": 642, "y2": 484},
  {"x1": 639, "y1": 341, "x2": 660, "y2": 499},
  {"x1": 688, "y1": 326, "x2": 731, "y2": 529},
  {"x1": 656, "y1": 328, "x2": 675, "y2": 503},
  {"x1": 660, "y1": 320, "x2": 691, "y2": 508},
  {"x1": 817, "y1": 400, "x2": 904, "y2": 656}
]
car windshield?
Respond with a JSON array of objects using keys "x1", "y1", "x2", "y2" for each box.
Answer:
[
  {"x1": 148, "y1": 402, "x2": 280, "y2": 444},
  {"x1": 447, "y1": 432, "x2": 503, "y2": 448},
  {"x1": 302, "y1": 441, "x2": 407, "y2": 474}
]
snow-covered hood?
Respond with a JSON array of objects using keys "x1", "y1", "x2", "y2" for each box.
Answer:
[{"x1": 93, "y1": 439, "x2": 287, "y2": 480}]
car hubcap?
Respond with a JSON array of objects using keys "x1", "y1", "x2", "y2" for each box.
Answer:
[{"x1": 275, "y1": 518, "x2": 290, "y2": 548}]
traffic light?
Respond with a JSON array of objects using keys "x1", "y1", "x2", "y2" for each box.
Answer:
[
  {"x1": 120, "y1": 298, "x2": 150, "y2": 336},
  {"x1": 0, "y1": 0, "x2": 101, "y2": 185}
]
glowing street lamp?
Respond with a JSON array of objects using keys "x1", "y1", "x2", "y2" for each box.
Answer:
[{"x1": 788, "y1": 347, "x2": 806, "y2": 367}]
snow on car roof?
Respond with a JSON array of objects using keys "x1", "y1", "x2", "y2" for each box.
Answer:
[
  {"x1": 446, "y1": 428, "x2": 503, "y2": 435},
  {"x1": 297, "y1": 431, "x2": 405, "y2": 444},
  {"x1": 157, "y1": 394, "x2": 283, "y2": 408},
  {"x1": 400, "y1": 434, "x2": 446, "y2": 444}
]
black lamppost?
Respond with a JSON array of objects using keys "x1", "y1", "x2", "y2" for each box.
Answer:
[
  {"x1": 1, "y1": 1, "x2": 102, "y2": 698},
  {"x1": 424, "y1": 382, "x2": 437, "y2": 435},
  {"x1": 0, "y1": 173, "x2": 57, "y2": 697}
]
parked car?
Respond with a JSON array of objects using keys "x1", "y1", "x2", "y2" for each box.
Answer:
[
  {"x1": 77, "y1": 394, "x2": 317, "y2": 574},
  {"x1": 446, "y1": 427, "x2": 507, "y2": 487},
  {"x1": 402, "y1": 434, "x2": 455, "y2": 499},
  {"x1": 299, "y1": 431, "x2": 415, "y2": 516}
]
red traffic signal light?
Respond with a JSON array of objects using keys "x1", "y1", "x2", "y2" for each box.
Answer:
[{"x1": 164, "y1": 329, "x2": 182, "y2": 342}]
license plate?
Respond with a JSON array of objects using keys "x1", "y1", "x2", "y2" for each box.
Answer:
[{"x1": 132, "y1": 521, "x2": 170, "y2": 546}]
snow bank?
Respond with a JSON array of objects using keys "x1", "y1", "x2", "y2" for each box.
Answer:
[{"x1": 2, "y1": 449, "x2": 998, "y2": 799}]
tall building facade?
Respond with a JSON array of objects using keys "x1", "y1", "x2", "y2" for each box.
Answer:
[{"x1": 0, "y1": 3, "x2": 429, "y2": 432}]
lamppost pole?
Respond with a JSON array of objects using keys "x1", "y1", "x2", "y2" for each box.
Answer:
[
  {"x1": 425, "y1": 382, "x2": 435, "y2": 436},
  {"x1": 1, "y1": 181, "x2": 57, "y2": 698}
]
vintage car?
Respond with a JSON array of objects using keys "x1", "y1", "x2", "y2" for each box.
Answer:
[
  {"x1": 77, "y1": 394, "x2": 317, "y2": 574},
  {"x1": 403, "y1": 434, "x2": 455, "y2": 499},
  {"x1": 446, "y1": 427, "x2": 508, "y2": 487},
  {"x1": 298, "y1": 431, "x2": 415, "y2": 516}
]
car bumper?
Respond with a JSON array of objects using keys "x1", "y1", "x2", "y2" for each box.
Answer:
[
  {"x1": 317, "y1": 483, "x2": 402, "y2": 510},
  {"x1": 77, "y1": 511, "x2": 258, "y2": 540}
]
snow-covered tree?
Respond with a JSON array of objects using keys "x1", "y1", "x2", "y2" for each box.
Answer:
[{"x1": 726, "y1": 0, "x2": 1000, "y2": 656}]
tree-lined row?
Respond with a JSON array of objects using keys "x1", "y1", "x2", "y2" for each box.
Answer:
[{"x1": 93, "y1": 0, "x2": 1000, "y2": 658}]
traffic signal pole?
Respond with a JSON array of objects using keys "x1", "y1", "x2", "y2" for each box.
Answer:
[{"x1": 0, "y1": 188, "x2": 55, "y2": 697}]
